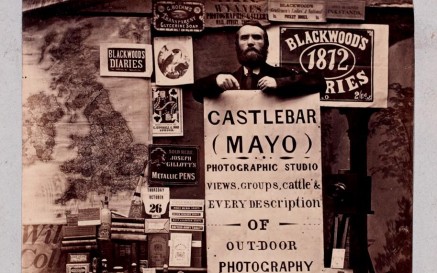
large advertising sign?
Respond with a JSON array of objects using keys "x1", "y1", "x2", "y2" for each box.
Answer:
[
  {"x1": 204, "y1": 92, "x2": 323, "y2": 273},
  {"x1": 267, "y1": 24, "x2": 388, "y2": 108}
]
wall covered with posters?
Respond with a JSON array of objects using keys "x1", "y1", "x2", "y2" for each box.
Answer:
[{"x1": 22, "y1": 2, "x2": 413, "y2": 273}]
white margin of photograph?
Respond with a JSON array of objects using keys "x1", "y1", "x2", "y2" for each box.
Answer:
[{"x1": 1, "y1": 1, "x2": 436, "y2": 272}]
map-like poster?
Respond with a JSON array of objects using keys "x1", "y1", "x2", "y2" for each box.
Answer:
[{"x1": 22, "y1": 17, "x2": 152, "y2": 224}]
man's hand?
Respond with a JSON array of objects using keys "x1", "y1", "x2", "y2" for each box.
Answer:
[
  {"x1": 257, "y1": 76, "x2": 277, "y2": 91},
  {"x1": 216, "y1": 74, "x2": 240, "y2": 90}
]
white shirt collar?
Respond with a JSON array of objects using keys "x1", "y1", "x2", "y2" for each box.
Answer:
[{"x1": 243, "y1": 66, "x2": 260, "y2": 75}]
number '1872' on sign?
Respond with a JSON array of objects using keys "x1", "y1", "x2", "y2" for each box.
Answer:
[{"x1": 280, "y1": 27, "x2": 374, "y2": 103}]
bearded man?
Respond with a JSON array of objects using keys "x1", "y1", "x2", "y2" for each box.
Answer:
[{"x1": 192, "y1": 21, "x2": 326, "y2": 102}]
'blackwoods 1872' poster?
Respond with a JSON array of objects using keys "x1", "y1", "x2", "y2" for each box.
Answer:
[{"x1": 21, "y1": 1, "x2": 414, "y2": 273}]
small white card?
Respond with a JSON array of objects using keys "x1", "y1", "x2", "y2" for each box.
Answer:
[
  {"x1": 141, "y1": 268, "x2": 156, "y2": 273},
  {"x1": 169, "y1": 233, "x2": 192, "y2": 267},
  {"x1": 170, "y1": 199, "x2": 204, "y2": 211}
]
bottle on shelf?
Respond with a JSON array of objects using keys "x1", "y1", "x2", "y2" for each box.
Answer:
[
  {"x1": 131, "y1": 262, "x2": 138, "y2": 273},
  {"x1": 98, "y1": 187, "x2": 112, "y2": 240},
  {"x1": 92, "y1": 257, "x2": 98, "y2": 273},
  {"x1": 128, "y1": 162, "x2": 148, "y2": 218},
  {"x1": 101, "y1": 258, "x2": 108, "y2": 273}
]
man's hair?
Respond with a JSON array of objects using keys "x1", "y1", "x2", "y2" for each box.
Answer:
[{"x1": 235, "y1": 20, "x2": 269, "y2": 49}]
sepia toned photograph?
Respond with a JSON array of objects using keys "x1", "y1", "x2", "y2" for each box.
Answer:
[{"x1": 16, "y1": 1, "x2": 419, "y2": 273}]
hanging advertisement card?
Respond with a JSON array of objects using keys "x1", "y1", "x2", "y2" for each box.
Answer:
[
  {"x1": 204, "y1": 0, "x2": 269, "y2": 27},
  {"x1": 143, "y1": 187, "x2": 170, "y2": 219},
  {"x1": 169, "y1": 233, "x2": 192, "y2": 267},
  {"x1": 170, "y1": 199, "x2": 204, "y2": 211},
  {"x1": 152, "y1": 85, "x2": 183, "y2": 137},
  {"x1": 326, "y1": 0, "x2": 366, "y2": 20},
  {"x1": 169, "y1": 199, "x2": 205, "y2": 231},
  {"x1": 170, "y1": 211, "x2": 203, "y2": 218},
  {"x1": 267, "y1": 24, "x2": 388, "y2": 107},
  {"x1": 148, "y1": 234, "x2": 169, "y2": 267},
  {"x1": 170, "y1": 218, "x2": 204, "y2": 224},
  {"x1": 100, "y1": 43, "x2": 153, "y2": 77},
  {"x1": 154, "y1": 36, "x2": 194, "y2": 85},
  {"x1": 153, "y1": 1, "x2": 205, "y2": 32},
  {"x1": 268, "y1": 0, "x2": 327, "y2": 22},
  {"x1": 204, "y1": 91, "x2": 324, "y2": 273},
  {"x1": 149, "y1": 144, "x2": 199, "y2": 185}
]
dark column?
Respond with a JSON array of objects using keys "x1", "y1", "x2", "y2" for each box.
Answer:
[{"x1": 340, "y1": 108, "x2": 375, "y2": 273}]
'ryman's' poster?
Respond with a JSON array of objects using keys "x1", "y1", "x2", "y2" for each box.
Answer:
[{"x1": 204, "y1": 92, "x2": 323, "y2": 273}]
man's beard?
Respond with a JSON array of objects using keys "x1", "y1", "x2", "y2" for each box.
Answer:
[{"x1": 237, "y1": 47, "x2": 268, "y2": 68}]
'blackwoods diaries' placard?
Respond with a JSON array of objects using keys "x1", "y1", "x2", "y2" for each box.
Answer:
[
  {"x1": 204, "y1": 92, "x2": 323, "y2": 273},
  {"x1": 100, "y1": 43, "x2": 153, "y2": 77},
  {"x1": 267, "y1": 24, "x2": 388, "y2": 108}
]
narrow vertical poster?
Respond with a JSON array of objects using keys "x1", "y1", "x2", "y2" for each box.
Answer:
[
  {"x1": 204, "y1": 91, "x2": 323, "y2": 273},
  {"x1": 152, "y1": 85, "x2": 183, "y2": 137}
]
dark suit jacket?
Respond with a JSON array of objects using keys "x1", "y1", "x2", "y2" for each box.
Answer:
[{"x1": 192, "y1": 63, "x2": 326, "y2": 102}]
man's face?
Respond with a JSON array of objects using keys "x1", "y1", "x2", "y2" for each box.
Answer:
[{"x1": 236, "y1": 25, "x2": 268, "y2": 68}]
